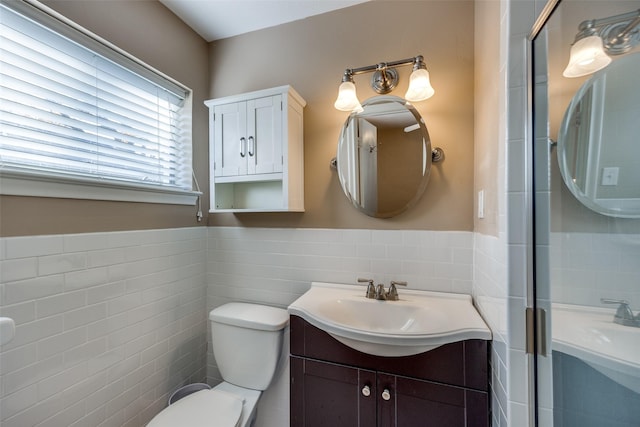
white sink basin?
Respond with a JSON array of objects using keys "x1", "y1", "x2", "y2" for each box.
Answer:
[
  {"x1": 552, "y1": 303, "x2": 640, "y2": 393},
  {"x1": 288, "y1": 282, "x2": 492, "y2": 357}
]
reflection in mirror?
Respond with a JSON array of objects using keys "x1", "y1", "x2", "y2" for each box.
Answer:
[
  {"x1": 533, "y1": 3, "x2": 640, "y2": 425},
  {"x1": 336, "y1": 96, "x2": 437, "y2": 218},
  {"x1": 557, "y1": 52, "x2": 640, "y2": 218}
]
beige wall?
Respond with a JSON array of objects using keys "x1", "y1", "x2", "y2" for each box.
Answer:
[
  {"x1": 207, "y1": 1, "x2": 475, "y2": 231},
  {"x1": 1, "y1": 0, "x2": 475, "y2": 235},
  {"x1": 473, "y1": 0, "x2": 501, "y2": 237},
  {"x1": 0, "y1": 0, "x2": 210, "y2": 237}
]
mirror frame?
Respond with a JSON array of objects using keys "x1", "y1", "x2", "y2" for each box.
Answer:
[{"x1": 336, "y1": 95, "x2": 433, "y2": 218}]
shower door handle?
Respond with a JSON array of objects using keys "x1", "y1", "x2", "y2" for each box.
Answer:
[{"x1": 526, "y1": 307, "x2": 548, "y2": 356}]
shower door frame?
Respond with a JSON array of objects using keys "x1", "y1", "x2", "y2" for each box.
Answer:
[
  {"x1": 527, "y1": 1, "x2": 562, "y2": 426},
  {"x1": 527, "y1": 1, "x2": 640, "y2": 425}
]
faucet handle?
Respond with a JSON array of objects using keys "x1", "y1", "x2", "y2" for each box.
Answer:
[
  {"x1": 601, "y1": 298, "x2": 635, "y2": 322},
  {"x1": 387, "y1": 281, "x2": 407, "y2": 301},
  {"x1": 358, "y1": 278, "x2": 376, "y2": 299}
]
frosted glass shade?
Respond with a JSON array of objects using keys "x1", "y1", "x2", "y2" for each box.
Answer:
[
  {"x1": 405, "y1": 68, "x2": 435, "y2": 102},
  {"x1": 563, "y1": 35, "x2": 612, "y2": 78},
  {"x1": 334, "y1": 81, "x2": 362, "y2": 112}
]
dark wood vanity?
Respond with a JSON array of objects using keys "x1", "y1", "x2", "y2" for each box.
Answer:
[{"x1": 290, "y1": 316, "x2": 490, "y2": 427}]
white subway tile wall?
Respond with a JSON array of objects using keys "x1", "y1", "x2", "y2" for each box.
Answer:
[
  {"x1": 474, "y1": 232, "x2": 509, "y2": 427},
  {"x1": 472, "y1": 0, "x2": 513, "y2": 424},
  {"x1": 550, "y1": 232, "x2": 640, "y2": 308},
  {"x1": 0, "y1": 228, "x2": 207, "y2": 427},
  {"x1": 2, "y1": 226, "x2": 479, "y2": 427},
  {"x1": 206, "y1": 227, "x2": 474, "y2": 314},
  {"x1": 206, "y1": 226, "x2": 475, "y2": 427}
]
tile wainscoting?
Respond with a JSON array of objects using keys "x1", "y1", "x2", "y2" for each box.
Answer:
[
  {"x1": 0, "y1": 227, "x2": 207, "y2": 427},
  {"x1": 2, "y1": 226, "x2": 505, "y2": 427},
  {"x1": 550, "y1": 232, "x2": 640, "y2": 308},
  {"x1": 206, "y1": 226, "x2": 477, "y2": 427}
]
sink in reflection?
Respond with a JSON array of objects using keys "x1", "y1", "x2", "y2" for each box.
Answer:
[
  {"x1": 288, "y1": 282, "x2": 491, "y2": 357},
  {"x1": 552, "y1": 303, "x2": 640, "y2": 394}
]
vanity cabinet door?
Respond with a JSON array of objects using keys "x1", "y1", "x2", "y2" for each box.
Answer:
[
  {"x1": 291, "y1": 357, "x2": 488, "y2": 427},
  {"x1": 290, "y1": 356, "x2": 377, "y2": 427},
  {"x1": 377, "y1": 373, "x2": 396, "y2": 427},
  {"x1": 376, "y1": 373, "x2": 488, "y2": 427}
]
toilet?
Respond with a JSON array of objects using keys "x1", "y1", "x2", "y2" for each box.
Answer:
[{"x1": 147, "y1": 302, "x2": 289, "y2": 427}]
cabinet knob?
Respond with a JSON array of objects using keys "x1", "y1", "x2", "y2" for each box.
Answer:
[
  {"x1": 381, "y1": 389, "x2": 391, "y2": 401},
  {"x1": 361, "y1": 385, "x2": 371, "y2": 397}
]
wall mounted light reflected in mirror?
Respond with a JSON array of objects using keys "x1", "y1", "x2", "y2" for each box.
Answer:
[
  {"x1": 334, "y1": 55, "x2": 434, "y2": 112},
  {"x1": 564, "y1": 9, "x2": 640, "y2": 78}
]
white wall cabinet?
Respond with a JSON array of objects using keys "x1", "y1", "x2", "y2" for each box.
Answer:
[{"x1": 205, "y1": 86, "x2": 305, "y2": 212}]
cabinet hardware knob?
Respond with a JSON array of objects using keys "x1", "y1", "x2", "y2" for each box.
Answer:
[
  {"x1": 361, "y1": 385, "x2": 371, "y2": 397},
  {"x1": 382, "y1": 389, "x2": 391, "y2": 401}
]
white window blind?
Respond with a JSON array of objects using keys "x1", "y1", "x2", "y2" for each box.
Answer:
[{"x1": 0, "y1": 0, "x2": 195, "y2": 202}]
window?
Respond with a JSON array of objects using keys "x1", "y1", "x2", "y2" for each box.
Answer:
[{"x1": 0, "y1": 0, "x2": 198, "y2": 205}]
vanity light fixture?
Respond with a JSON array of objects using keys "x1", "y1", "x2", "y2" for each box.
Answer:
[
  {"x1": 334, "y1": 55, "x2": 434, "y2": 111},
  {"x1": 334, "y1": 72, "x2": 363, "y2": 112},
  {"x1": 564, "y1": 9, "x2": 640, "y2": 78}
]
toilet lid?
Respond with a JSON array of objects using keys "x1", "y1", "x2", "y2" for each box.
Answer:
[{"x1": 147, "y1": 389, "x2": 243, "y2": 427}]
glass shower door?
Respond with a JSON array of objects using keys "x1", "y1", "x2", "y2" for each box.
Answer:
[{"x1": 531, "y1": 1, "x2": 640, "y2": 426}]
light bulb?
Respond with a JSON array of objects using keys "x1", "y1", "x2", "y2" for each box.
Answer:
[
  {"x1": 405, "y1": 68, "x2": 435, "y2": 102},
  {"x1": 563, "y1": 35, "x2": 612, "y2": 78},
  {"x1": 334, "y1": 81, "x2": 362, "y2": 112}
]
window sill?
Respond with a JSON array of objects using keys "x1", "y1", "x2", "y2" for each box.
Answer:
[{"x1": 0, "y1": 169, "x2": 201, "y2": 206}]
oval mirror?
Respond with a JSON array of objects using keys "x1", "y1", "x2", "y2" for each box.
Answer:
[
  {"x1": 557, "y1": 53, "x2": 640, "y2": 218},
  {"x1": 336, "y1": 96, "x2": 433, "y2": 218}
]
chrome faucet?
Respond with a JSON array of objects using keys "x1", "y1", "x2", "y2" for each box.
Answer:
[
  {"x1": 359, "y1": 278, "x2": 407, "y2": 301},
  {"x1": 601, "y1": 298, "x2": 640, "y2": 327}
]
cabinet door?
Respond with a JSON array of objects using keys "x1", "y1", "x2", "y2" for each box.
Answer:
[
  {"x1": 378, "y1": 374, "x2": 488, "y2": 427},
  {"x1": 214, "y1": 102, "x2": 247, "y2": 177},
  {"x1": 290, "y1": 356, "x2": 376, "y2": 427},
  {"x1": 246, "y1": 95, "x2": 282, "y2": 175}
]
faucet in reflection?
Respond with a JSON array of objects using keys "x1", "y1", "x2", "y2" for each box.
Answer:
[{"x1": 601, "y1": 298, "x2": 640, "y2": 327}]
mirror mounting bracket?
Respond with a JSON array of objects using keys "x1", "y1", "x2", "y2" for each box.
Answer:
[
  {"x1": 330, "y1": 146, "x2": 444, "y2": 171},
  {"x1": 330, "y1": 157, "x2": 338, "y2": 170},
  {"x1": 431, "y1": 147, "x2": 445, "y2": 163}
]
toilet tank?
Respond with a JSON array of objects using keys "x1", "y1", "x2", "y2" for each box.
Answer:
[{"x1": 209, "y1": 303, "x2": 289, "y2": 391}]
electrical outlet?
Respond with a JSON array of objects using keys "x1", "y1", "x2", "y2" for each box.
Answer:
[{"x1": 601, "y1": 167, "x2": 619, "y2": 186}]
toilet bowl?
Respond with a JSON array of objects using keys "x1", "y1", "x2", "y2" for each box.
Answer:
[
  {"x1": 147, "y1": 303, "x2": 289, "y2": 427},
  {"x1": 147, "y1": 383, "x2": 260, "y2": 427}
]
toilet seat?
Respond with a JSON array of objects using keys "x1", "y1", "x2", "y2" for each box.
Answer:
[{"x1": 147, "y1": 389, "x2": 244, "y2": 427}]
